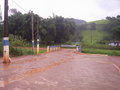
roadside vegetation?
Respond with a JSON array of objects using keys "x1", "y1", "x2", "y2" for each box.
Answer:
[
  {"x1": 0, "y1": 9, "x2": 120, "y2": 56},
  {"x1": 0, "y1": 35, "x2": 46, "y2": 56},
  {"x1": 83, "y1": 48, "x2": 120, "y2": 56},
  {"x1": 81, "y1": 44, "x2": 120, "y2": 56}
]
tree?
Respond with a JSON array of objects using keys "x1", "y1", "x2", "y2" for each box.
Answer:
[{"x1": 111, "y1": 26, "x2": 120, "y2": 40}]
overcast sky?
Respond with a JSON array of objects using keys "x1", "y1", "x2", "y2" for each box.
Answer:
[{"x1": 0, "y1": 0, "x2": 120, "y2": 21}]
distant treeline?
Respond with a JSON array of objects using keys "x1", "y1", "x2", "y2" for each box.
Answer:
[{"x1": 0, "y1": 10, "x2": 120, "y2": 45}]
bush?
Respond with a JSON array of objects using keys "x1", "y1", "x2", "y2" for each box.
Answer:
[{"x1": 9, "y1": 34, "x2": 31, "y2": 47}]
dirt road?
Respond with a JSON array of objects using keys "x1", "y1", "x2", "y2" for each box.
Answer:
[{"x1": 0, "y1": 49, "x2": 120, "y2": 90}]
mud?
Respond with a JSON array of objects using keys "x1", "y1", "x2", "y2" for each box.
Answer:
[{"x1": 0, "y1": 49, "x2": 120, "y2": 90}]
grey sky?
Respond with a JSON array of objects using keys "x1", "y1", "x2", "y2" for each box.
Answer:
[{"x1": 0, "y1": 0, "x2": 120, "y2": 21}]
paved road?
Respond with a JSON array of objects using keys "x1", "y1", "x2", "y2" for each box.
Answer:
[{"x1": 0, "y1": 49, "x2": 120, "y2": 90}]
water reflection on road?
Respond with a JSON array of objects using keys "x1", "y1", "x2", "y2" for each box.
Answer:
[{"x1": 0, "y1": 49, "x2": 120, "y2": 90}]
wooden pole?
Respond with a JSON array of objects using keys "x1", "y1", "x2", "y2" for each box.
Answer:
[
  {"x1": 36, "y1": 17, "x2": 40, "y2": 54},
  {"x1": 31, "y1": 11, "x2": 34, "y2": 53},
  {"x1": 3, "y1": 0, "x2": 11, "y2": 63}
]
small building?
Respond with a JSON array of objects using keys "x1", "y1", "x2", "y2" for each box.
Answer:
[{"x1": 108, "y1": 41, "x2": 120, "y2": 46}]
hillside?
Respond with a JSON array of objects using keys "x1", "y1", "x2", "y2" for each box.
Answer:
[
  {"x1": 66, "y1": 18, "x2": 86, "y2": 25},
  {"x1": 81, "y1": 19, "x2": 110, "y2": 44},
  {"x1": 73, "y1": 19, "x2": 86, "y2": 25},
  {"x1": 88, "y1": 19, "x2": 110, "y2": 24}
]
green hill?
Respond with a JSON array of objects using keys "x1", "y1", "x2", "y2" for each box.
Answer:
[
  {"x1": 81, "y1": 19, "x2": 110, "y2": 44},
  {"x1": 88, "y1": 19, "x2": 110, "y2": 24}
]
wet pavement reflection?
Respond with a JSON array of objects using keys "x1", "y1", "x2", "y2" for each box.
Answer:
[{"x1": 0, "y1": 49, "x2": 120, "y2": 90}]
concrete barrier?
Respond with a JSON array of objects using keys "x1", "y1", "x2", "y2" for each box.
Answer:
[{"x1": 47, "y1": 46, "x2": 61, "y2": 52}]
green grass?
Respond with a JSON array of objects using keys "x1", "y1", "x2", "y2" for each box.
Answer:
[
  {"x1": 39, "y1": 49, "x2": 46, "y2": 53},
  {"x1": 81, "y1": 30, "x2": 106, "y2": 44},
  {"x1": 0, "y1": 45, "x2": 46, "y2": 57},
  {"x1": 10, "y1": 48, "x2": 46, "y2": 56},
  {"x1": 82, "y1": 44, "x2": 120, "y2": 50},
  {"x1": 62, "y1": 47, "x2": 76, "y2": 49},
  {"x1": 83, "y1": 48, "x2": 120, "y2": 56},
  {"x1": 10, "y1": 34, "x2": 31, "y2": 47}
]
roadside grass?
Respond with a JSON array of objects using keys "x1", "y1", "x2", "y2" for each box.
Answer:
[
  {"x1": 82, "y1": 43, "x2": 120, "y2": 50},
  {"x1": 61, "y1": 43, "x2": 120, "y2": 56},
  {"x1": 81, "y1": 30, "x2": 106, "y2": 44},
  {"x1": 82, "y1": 48, "x2": 120, "y2": 56},
  {"x1": 0, "y1": 44, "x2": 46, "y2": 57},
  {"x1": 10, "y1": 34, "x2": 31, "y2": 47},
  {"x1": 0, "y1": 35, "x2": 47, "y2": 57},
  {"x1": 62, "y1": 47, "x2": 76, "y2": 49},
  {"x1": 39, "y1": 49, "x2": 46, "y2": 54},
  {"x1": 10, "y1": 48, "x2": 46, "y2": 56}
]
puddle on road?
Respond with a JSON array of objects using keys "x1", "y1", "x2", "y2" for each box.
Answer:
[
  {"x1": 10, "y1": 56, "x2": 46, "y2": 65},
  {"x1": 0, "y1": 64, "x2": 22, "y2": 70},
  {"x1": 0, "y1": 57, "x2": 74, "y2": 87}
]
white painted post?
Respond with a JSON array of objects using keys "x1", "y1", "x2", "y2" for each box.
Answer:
[
  {"x1": 36, "y1": 39, "x2": 39, "y2": 54},
  {"x1": 47, "y1": 46, "x2": 50, "y2": 53},
  {"x1": 49, "y1": 46, "x2": 51, "y2": 52},
  {"x1": 32, "y1": 40, "x2": 35, "y2": 53},
  {"x1": 76, "y1": 46, "x2": 78, "y2": 52},
  {"x1": 3, "y1": 37, "x2": 10, "y2": 63}
]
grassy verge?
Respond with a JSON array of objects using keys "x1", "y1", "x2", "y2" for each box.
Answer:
[
  {"x1": 82, "y1": 43, "x2": 120, "y2": 50},
  {"x1": 62, "y1": 47, "x2": 76, "y2": 49},
  {"x1": 0, "y1": 46, "x2": 46, "y2": 57},
  {"x1": 10, "y1": 48, "x2": 46, "y2": 57},
  {"x1": 83, "y1": 48, "x2": 120, "y2": 56}
]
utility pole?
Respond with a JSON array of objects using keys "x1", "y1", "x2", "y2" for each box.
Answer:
[
  {"x1": 3, "y1": 0, "x2": 11, "y2": 63},
  {"x1": 31, "y1": 11, "x2": 34, "y2": 53},
  {"x1": 36, "y1": 17, "x2": 40, "y2": 54},
  {"x1": 91, "y1": 29, "x2": 92, "y2": 44}
]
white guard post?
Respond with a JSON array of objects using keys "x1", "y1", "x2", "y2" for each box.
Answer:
[
  {"x1": 3, "y1": 37, "x2": 11, "y2": 63},
  {"x1": 32, "y1": 40, "x2": 34, "y2": 48},
  {"x1": 47, "y1": 46, "x2": 50, "y2": 53},
  {"x1": 32, "y1": 40, "x2": 35, "y2": 53},
  {"x1": 37, "y1": 39, "x2": 39, "y2": 54}
]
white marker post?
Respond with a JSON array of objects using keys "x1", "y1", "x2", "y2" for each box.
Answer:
[
  {"x1": 37, "y1": 39, "x2": 40, "y2": 54},
  {"x1": 47, "y1": 46, "x2": 50, "y2": 53},
  {"x1": 3, "y1": 37, "x2": 10, "y2": 63},
  {"x1": 3, "y1": 0, "x2": 10, "y2": 63},
  {"x1": 32, "y1": 40, "x2": 35, "y2": 52}
]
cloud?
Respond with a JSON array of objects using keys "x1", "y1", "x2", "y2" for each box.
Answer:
[
  {"x1": 1, "y1": 0, "x2": 120, "y2": 21},
  {"x1": 95, "y1": 0, "x2": 120, "y2": 12}
]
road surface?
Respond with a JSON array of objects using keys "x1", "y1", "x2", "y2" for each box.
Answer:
[{"x1": 0, "y1": 49, "x2": 120, "y2": 90}]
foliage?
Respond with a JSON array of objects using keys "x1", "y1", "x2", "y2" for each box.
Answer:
[
  {"x1": 104, "y1": 15, "x2": 120, "y2": 41},
  {"x1": 8, "y1": 12, "x2": 77, "y2": 45},
  {"x1": 9, "y1": 34, "x2": 31, "y2": 47},
  {"x1": 83, "y1": 48, "x2": 120, "y2": 56},
  {"x1": 1, "y1": 9, "x2": 120, "y2": 57},
  {"x1": 111, "y1": 26, "x2": 120, "y2": 40},
  {"x1": 10, "y1": 48, "x2": 46, "y2": 56}
]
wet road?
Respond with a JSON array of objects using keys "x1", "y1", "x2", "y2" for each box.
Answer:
[{"x1": 0, "y1": 49, "x2": 120, "y2": 90}]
